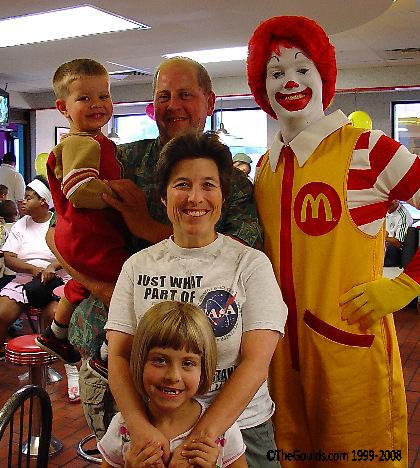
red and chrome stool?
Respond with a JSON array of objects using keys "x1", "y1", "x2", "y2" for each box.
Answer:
[{"x1": 5, "y1": 334, "x2": 63, "y2": 457}]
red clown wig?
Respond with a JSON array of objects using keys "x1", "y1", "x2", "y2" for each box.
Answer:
[{"x1": 247, "y1": 16, "x2": 337, "y2": 119}]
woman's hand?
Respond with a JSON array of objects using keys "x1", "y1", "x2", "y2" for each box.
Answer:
[
  {"x1": 30, "y1": 265, "x2": 44, "y2": 278},
  {"x1": 180, "y1": 436, "x2": 220, "y2": 467},
  {"x1": 124, "y1": 441, "x2": 165, "y2": 468},
  {"x1": 40, "y1": 264, "x2": 57, "y2": 284}
]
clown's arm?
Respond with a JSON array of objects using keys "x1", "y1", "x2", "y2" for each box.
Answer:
[{"x1": 341, "y1": 137, "x2": 420, "y2": 330}]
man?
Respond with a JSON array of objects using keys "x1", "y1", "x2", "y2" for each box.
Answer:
[
  {"x1": 247, "y1": 16, "x2": 419, "y2": 467},
  {"x1": 47, "y1": 56, "x2": 261, "y2": 441},
  {"x1": 233, "y1": 152, "x2": 252, "y2": 178},
  {"x1": 0, "y1": 152, "x2": 25, "y2": 216},
  {"x1": 385, "y1": 200, "x2": 413, "y2": 266}
]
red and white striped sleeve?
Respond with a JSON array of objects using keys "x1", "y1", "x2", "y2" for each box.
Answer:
[
  {"x1": 347, "y1": 130, "x2": 420, "y2": 283},
  {"x1": 347, "y1": 130, "x2": 420, "y2": 234}
]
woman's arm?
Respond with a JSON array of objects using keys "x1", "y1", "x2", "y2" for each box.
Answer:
[
  {"x1": 4, "y1": 252, "x2": 43, "y2": 276},
  {"x1": 108, "y1": 330, "x2": 171, "y2": 463},
  {"x1": 189, "y1": 329, "x2": 279, "y2": 439}
]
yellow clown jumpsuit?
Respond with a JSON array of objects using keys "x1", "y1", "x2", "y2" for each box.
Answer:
[{"x1": 255, "y1": 124, "x2": 407, "y2": 467}]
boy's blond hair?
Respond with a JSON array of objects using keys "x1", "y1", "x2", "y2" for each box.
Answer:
[
  {"x1": 130, "y1": 301, "x2": 217, "y2": 398},
  {"x1": 52, "y1": 58, "x2": 109, "y2": 99}
]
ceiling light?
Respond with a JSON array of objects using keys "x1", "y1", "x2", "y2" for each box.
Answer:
[
  {"x1": 164, "y1": 46, "x2": 247, "y2": 64},
  {"x1": 0, "y1": 6, "x2": 149, "y2": 48}
]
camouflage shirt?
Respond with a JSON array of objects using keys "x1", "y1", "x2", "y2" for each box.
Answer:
[{"x1": 69, "y1": 137, "x2": 263, "y2": 356}]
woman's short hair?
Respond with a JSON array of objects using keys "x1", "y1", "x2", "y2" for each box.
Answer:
[
  {"x1": 156, "y1": 131, "x2": 232, "y2": 200},
  {"x1": 130, "y1": 301, "x2": 217, "y2": 398}
]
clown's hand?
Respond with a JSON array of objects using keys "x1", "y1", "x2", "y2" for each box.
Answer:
[{"x1": 340, "y1": 273, "x2": 420, "y2": 331}]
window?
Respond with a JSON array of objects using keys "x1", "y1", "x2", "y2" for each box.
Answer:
[
  {"x1": 392, "y1": 102, "x2": 420, "y2": 224},
  {"x1": 115, "y1": 114, "x2": 159, "y2": 144},
  {"x1": 213, "y1": 108, "x2": 267, "y2": 179}
]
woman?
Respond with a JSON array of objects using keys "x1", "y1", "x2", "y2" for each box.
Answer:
[
  {"x1": 0, "y1": 176, "x2": 79, "y2": 402},
  {"x1": 106, "y1": 132, "x2": 287, "y2": 467}
]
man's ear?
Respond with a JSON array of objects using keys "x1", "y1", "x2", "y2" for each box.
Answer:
[
  {"x1": 207, "y1": 91, "x2": 216, "y2": 116},
  {"x1": 161, "y1": 196, "x2": 167, "y2": 207},
  {"x1": 56, "y1": 99, "x2": 69, "y2": 118}
]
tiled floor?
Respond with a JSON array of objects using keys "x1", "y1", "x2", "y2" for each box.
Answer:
[{"x1": 0, "y1": 304, "x2": 419, "y2": 467}]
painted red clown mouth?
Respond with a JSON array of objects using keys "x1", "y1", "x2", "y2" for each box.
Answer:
[{"x1": 275, "y1": 87, "x2": 313, "y2": 112}]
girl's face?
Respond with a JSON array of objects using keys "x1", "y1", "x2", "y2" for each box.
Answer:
[
  {"x1": 162, "y1": 157, "x2": 223, "y2": 248},
  {"x1": 143, "y1": 346, "x2": 201, "y2": 414},
  {"x1": 22, "y1": 189, "x2": 44, "y2": 216}
]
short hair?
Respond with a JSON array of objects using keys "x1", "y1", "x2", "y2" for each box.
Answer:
[
  {"x1": 2, "y1": 152, "x2": 16, "y2": 165},
  {"x1": 53, "y1": 58, "x2": 109, "y2": 99},
  {"x1": 130, "y1": 301, "x2": 217, "y2": 398},
  {"x1": 156, "y1": 131, "x2": 232, "y2": 200},
  {"x1": 0, "y1": 200, "x2": 18, "y2": 222},
  {"x1": 0, "y1": 185, "x2": 8, "y2": 197},
  {"x1": 247, "y1": 16, "x2": 337, "y2": 119},
  {"x1": 152, "y1": 57, "x2": 213, "y2": 96}
]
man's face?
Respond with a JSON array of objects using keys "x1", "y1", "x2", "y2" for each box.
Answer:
[
  {"x1": 233, "y1": 161, "x2": 251, "y2": 176},
  {"x1": 154, "y1": 62, "x2": 215, "y2": 145},
  {"x1": 265, "y1": 45, "x2": 323, "y2": 125}
]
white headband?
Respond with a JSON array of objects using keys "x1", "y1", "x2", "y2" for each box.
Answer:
[{"x1": 27, "y1": 179, "x2": 53, "y2": 208}]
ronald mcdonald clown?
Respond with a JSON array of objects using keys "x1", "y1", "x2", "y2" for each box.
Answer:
[{"x1": 247, "y1": 16, "x2": 420, "y2": 467}]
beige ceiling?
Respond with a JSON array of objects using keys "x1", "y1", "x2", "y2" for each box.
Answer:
[{"x1": 0, "y1": 0, "x2": 419, "y2": 94}]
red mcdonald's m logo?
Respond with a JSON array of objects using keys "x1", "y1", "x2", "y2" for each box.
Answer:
[{"x1": 294, "y1": 182, "x2": 342, "y2": 236}]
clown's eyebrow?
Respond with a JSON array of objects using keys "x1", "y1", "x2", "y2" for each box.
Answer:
[
  {"x1": 295, "y1": 51, "x2": 309, "y2": 60},
  {"x1": 268, "y1": 55, "x2": 280, "y2": 63}
]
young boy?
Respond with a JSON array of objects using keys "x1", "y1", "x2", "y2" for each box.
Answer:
[
  {"x1": 36, "y1": 59, "x2": 129, "y2": 375},
  {"x1": 0, "y1": 184, "x2": 8, "y2": 201}
]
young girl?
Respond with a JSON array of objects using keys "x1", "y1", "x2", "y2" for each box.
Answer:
[{"x1": 98, "y1": 301, "x2": 247, "y2": 467}]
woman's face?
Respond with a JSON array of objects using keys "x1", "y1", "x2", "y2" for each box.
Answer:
[{"x1": 163, "y1": 157, "x2": 223, "y2": 248}]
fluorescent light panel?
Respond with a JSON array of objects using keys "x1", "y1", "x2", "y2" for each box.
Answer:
[
  {"x1": 164, "y1": 46, "x2": 247, "y2": 64},
  {"x1": 0, "y1": 5, "x2": 149, "y2": 48}
]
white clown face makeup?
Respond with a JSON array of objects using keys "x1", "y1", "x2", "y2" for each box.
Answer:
[{"x1": 265, "y1": 46, "x2": 324, "y2": 125}]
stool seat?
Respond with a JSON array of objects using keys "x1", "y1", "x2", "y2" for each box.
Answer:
[{"x1": 6, "y1": 335, "x2": 57, "y2": 366}]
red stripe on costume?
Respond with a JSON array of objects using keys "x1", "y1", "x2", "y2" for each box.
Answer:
[
  {"x1": 62, "y1": 169, "x2": 98, "y2": 196},
  {"x1": 256, "y1": 155, "x2": 264, "y2": 167},
  {"x1": 388, "y1": 157, "x2": 420, "y2": 203},
  {"x1": 354, "y1": 131, "x2": 370, "y2": 150},
  {"x1": 279, "y1": 146, "x2": 300, "y2": 371},
  {"x1": 348, "y1": 134, "x2": 401, "y2": 190},
  {"x1": 403, "y1": 245, "x2": 420, "y2": 283},
  {"x1": 349, "y1": 201, "x2": 389, "y2": 226},
  {"x1": 303, "y1": 310, "x2": 375, "y2": 347}
]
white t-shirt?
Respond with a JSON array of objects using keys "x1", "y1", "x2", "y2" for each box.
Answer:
[
  {"x1": 0, "y1": 164, "x2": 25, "y2": 202},
  {"x1": 106, "y1": 234, "x2": 287, "y2": 428},
  {"x1": 98, "y1": 401, "x2": 245, "y2": 467},
  {"x1": 2, "y1": 214, "x2": 68, "y2": 281}
]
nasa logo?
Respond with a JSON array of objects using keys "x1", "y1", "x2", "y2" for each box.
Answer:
[
  {"x1": 294, "y1": 182, "x2": 342, "y2": 236},
  {"x1": 199, "y1": 290, "x2": 238, "y2": 337}
]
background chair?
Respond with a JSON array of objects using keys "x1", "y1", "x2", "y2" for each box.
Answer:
[{"x1": 0, "y1": 384, "x2": 52, "y2": 467}]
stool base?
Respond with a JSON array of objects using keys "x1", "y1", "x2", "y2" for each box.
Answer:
[
  {"x1": 47, "y1": 366, "x2": 62, "y2": 383},
  {"x1": 77, "y1": 433, "x2": 101, "y2": 464},
  {"x1": 22, "y1": 435, "x2": 63, "y2": 457}
]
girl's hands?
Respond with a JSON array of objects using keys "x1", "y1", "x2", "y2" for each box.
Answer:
[
  {"x1": 124, "y1": 441, "x2": 165, "y2": 468},
  {"x1": 180, "y1": 436, "x2": 220, "y2": 467},
  {"x1": 40, "y1": 264, "x2": 57, "y2": 283}
]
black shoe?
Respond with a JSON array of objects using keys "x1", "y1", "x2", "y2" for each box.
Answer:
[
  {"x1": 87, "y1": 354, "x2": 108, "y2": 382},
  {"x1": 35, "y1": 327, "x2": 81, "y2": 365}
]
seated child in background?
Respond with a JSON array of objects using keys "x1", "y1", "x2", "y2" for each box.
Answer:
[
  {"x1": 98, "y1": 300, "x2": 247, "y2": 468},
  {"x1": 0, "y1": 184, "x2": 8, "y2": 201},
  {"x1": 36, "y1": 58, "x2": 129, "y2": 372},
  {"x1": 0, "y1": 199, "x2": 18, "y2": 289}
]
